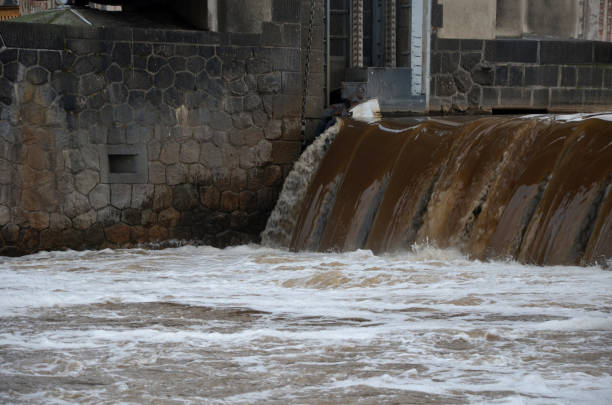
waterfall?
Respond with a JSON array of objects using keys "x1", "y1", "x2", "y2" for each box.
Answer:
[{"x1": 263, "y1": 113, "x2": 612, "y2": 266}]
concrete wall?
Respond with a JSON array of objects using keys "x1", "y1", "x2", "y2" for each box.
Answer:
[
  {"x1": 437, "y1": 0, "x2": 497, "y2": 39},
  {"x1": 435, "y1": 0, "x2": 611, "y2": 41},
  {"x1": 429, "y1": 36, "x2": 612, "y2": 112},
  {"x1": 0, "y1": 18, "x2": 305, "y2": 255}
]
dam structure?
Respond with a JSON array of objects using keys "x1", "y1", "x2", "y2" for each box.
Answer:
[{"x1": 0, "y1": 0, "x2": 612, "y2": 256}]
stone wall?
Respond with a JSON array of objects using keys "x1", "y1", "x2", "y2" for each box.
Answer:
[
  {"x1": 0, "y1": 19, "x2": 304, "y2": 255},
  {"x1": 430, "y1": 37, "x2": 612, "y2": 113}
]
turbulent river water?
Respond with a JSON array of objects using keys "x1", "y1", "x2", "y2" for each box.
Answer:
[{"x1": 1, "y1": 245, "x2": 611, "y2": 404}]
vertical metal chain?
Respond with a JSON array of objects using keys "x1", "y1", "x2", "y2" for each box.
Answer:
[
  {"x1": 384, "y1": 0, "x2": 397, "y2": 67},
  {"x1": 301, "y1": 0, "x2": 317, "y2": 137},
  {"x1": 351, "y1": 0, "x2": 364, "y2": 68}
]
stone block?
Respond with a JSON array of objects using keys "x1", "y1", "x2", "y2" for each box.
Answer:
[
  {"x1": 141, "y1": 209, "x2": 157, "y2": 226},
  {"x1": 509, "y1": 65, "x2": 523, "y2": 87},
  {"x1": 577, "y1": 67, "x2": 604, "y2": 88},
  {"x1": 494, "y1": 66, "x2": 508, "y2": 86},
  {"x1": 0, "y1": 49, "x2": 18, "y2": 64},
  {"x1": 25, "y1": 211, "x2": 49, "y2": 230},
  {"x1": 106, "y1": 63, "x2": 123, "y2": 82},
  {"x1": 49, "y1": 213, "x2": 71, "y2": 231},
  {"x1": 38, "y1": 51, "x2": 61, "y2": 72},
  {"x1": 166, "y1": 164, "x2": 188, "y2": 186},
  {"x1": 200, "y1": 186, "x2": 220, "y2": 209},
  {"x1": 482, "y1": 87, "x2": 499, "y2": 106},
  {"x1": 63, "y1": 191, "x2": 91, "y2": 218},
  {"x1": 170, "y1": 57, "x2": 187, "y2": 72},
  {"x1": 173, "y1": 184, "x2": 199, "y2": 211},
  {"x1": 273, "y1": 0, "x2": 300, "y2": 22},
  {"x1": 121, "y1": 208, "x2": 141, "y2": 226},
  {"x1": 500, "y1": 87, "x2": 530, "y2": 106},
  {"x1": 189, "y1": 164, "x2": 211, "y2": 184},
  {"x1": 461, "y1": 39, "x2": 483, "y2": 51},
  {"x1": 187, "y1": 56, "x2": 207, "y2": 74},
  {"x1": 26, "y1": 67, "x2": 49, "y2": 85},
  {"x1": 220, "y1": 191, "x2": 240, "y2": 212},
  {"x1": 209, "y1": 111, "x2": 233, "y2": 131},
  {"x1": 175, "y1": 71, "x2": 196, "y2": 91},
  {"x1": 605, "y1": 69, "x2": 612, "y2": 89},
  {"x1": 524, "y1": 66, "x2": 559, "y2": 87},
  {"x1": 436, "y1": 38, "x2": 460, "y2": 51},
  {"x1": 2, "y1": 223, "x2": 19, "y2": 243},
  {"x1": 97, "y1": 206, "x2": 121, "y2": 227},
  {"x1": 160, "y1": 143, "x2": 180, "y2": 165},
  {"x1": 206, "y1": 57, "x2": 222, "y2": 77},
  {"x1": 131, "y1": 184, "x2": 154, "y2": 209},
  {"x1": 532, "y1": 88, "x2": 550, "y2": 107},
  {"x1": 471, "y1": 64, "x2": 494, "y2": 86},
  {"x1": 18, "y1": 49, "x2": 38, "y2": 67},
  {"x1": 281, "y1": 71, "x2": 301, "y2": 94},
  {"x1": 111, "y1": 184, "x2": 132, "y2": 209},
  {"x1": 223, "y1": 60, "x2": 246, "y2": 82},
  {"x1": 551, "y1": 88, "x2": 583, "y2": 105},
  {"x1": 561, "y1": 66, "x2": 576, "y2": 87},
  {"x1": 163, "y1": 87, "x2": 184, "y2": 108},
  {"x1": 113, "y1": 103, "x2": 134, "y2": 124},
  {"x1": 112, "y1": 42, "x2": 132, "y2": 67},
  {"x1": 484, "y1": 40, "x2": 538, "y2": 63},
  {"x1": 0, "y1": 205, "x2": 9, "y2": 226},
  {"x1": 230, "y1": 33, "x2": 261, "y2": 47},
  {"x1": 232, "y1": 112, "x2": 254, "y2": 130},
  {"x1": 73, "y1": 57, "x2": 95, "y2": 75},
  {"x1": 467, "y1": 85, "x2": 481, "y2": 105},
  {"x1": 159, "y1": 207, "x2": 180, "y2": 227},
  {"x1": 453, "y1": 69, "x2": 472, "y2": 93},
  {"x1": 73, "y1": 210, "x2": 96, "y2": 230},
  {"x1": 583, "y1": 89, "x2": 612, "y2": 105},
  {"x1": 155, "y1": 65, "x2": 175, "y2": 89},
  {"x1": 75, "y1": 169, "x2": 99, "y2": 195},
  {"x1": 126, "y1": 69, "x2": 153, "y2": 91},
  {"x1": 153, "y1": 185, "x2": 173, "y2": 211},
  {"x1": 540, "y1": 41, "x2": 593, "y2": 64},
  {"x1": 225, "y1": 97, "x2": 244, "y2": 114},
  {"x1": 89, "y1": 183, "x2": 110, "y2": 210},
  {"x1": 79, "y1": 73, "x2": 105, "y2": 96},
  {"x1": 179, "y1": 141, "x2": 200, "y2": 164},
  {"x1": 282, "y1": 24, "x2": 300, "y2": 47},
  {"x1": 51, "y1": 71, "x2": 78, "y2": 94},
  {"x1": 0, "y1": 78, "x2": 13, "y2": 105},
  {"x1": 147, "y1": 225, "x2": 168, "y2": 242},
  {"x1": 435, "y1": 75, "x2": 457, "y2": 97},
  {"x1": 229, "y1": 79, "x2": 249, "y2": 96},
  {"x1": 104, "y1": 223, "x2": 131, "y2": 245},
  {"x1": 594, "y1": 42, "x2": 612, "y2": 64},
  {"x1": 4, "y1": 62, "x2": 24, "y2": 83},
  {"x1": 439, "y1": 52, "x2": 459, "y2": 74}
]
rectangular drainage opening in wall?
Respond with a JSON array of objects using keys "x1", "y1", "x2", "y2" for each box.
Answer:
[
  {"x1": 109, "y1": 154, "x2": 138, "y2": 174},
  {"x1": 102, "y1": 145, "x2": 148, "y2": 184}
]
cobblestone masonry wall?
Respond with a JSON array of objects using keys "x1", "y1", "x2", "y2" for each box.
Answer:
[
  {"x1": 0, "y1": 19, "x2": 305, "y2": 255},
  {"x1": 430, "y1": 37, "x2": 612, "y2": 113}
]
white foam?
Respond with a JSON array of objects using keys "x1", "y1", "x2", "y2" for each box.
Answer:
[{"x1": 1, "y1": 245, "x2": 611, "y2": 403}]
